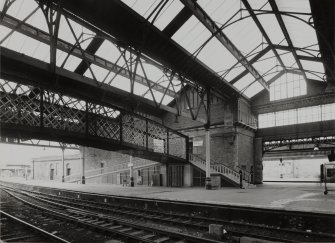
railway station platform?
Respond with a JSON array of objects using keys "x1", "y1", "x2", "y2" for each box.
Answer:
[{"x1": 1, "y1": 178, "x2": 335, "y2": 215}]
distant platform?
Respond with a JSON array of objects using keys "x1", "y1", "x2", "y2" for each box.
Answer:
[{"x1": 2, "y1": 178, "x2": 335, "y2": 215}]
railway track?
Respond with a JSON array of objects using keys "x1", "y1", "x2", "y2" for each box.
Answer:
[
  {"x1": 0, "y1": 210, "x2": 70, "y2": 243},
  {"x1": 0, "y1": 186, "x2": 222, "y2": 243},
  {"x1": 2, "y1": 184, "x2": 335, "y2": 242}
]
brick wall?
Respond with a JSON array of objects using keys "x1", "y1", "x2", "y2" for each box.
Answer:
[
  {"x1": 253, "y1": 137, "x2": 263, "y2": 184},
  {"x1": 80, "y1": 147, "x2": 158, "y2": 171},
  {"x1": 236, "y1": 127, "x2": 255, "y2": 171},
  {"x1": 162, "y1": 94, "x2": 257, "y2": 176}
]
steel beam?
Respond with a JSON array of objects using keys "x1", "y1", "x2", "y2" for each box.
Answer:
[
  {"x1": 0, "y1": 13, "x2": 175, "y2": 97},
  {"x1": 0, "y1": 47, "x2": 204, "y2": 123},
  {"x1": 180, "y1": 0, "x2": 269, "y2": 91},
  {"x1": 230, "y1": 45, "x2": 271, "y2": 84},
  {"x1": 44, "y1": 0, "x2": 242, "y2": 100},
  {"x1": 74, "y1": 36, "x2": 104, "y2": 75},
  {"x1": 252, "y1": 91, "x2": 333, "y2": 114},
  {"x1": 162, "y1": 6, "x2": 193, "y2": 38},
  {"x1": 241, "y1": 0, "x2": 285, "y2": 69},
  {"x1": 0, "y1": 137, "x2": 80, "y2": 149},
  {"x1": 297, "y1": 55, "x2": 322, "y2": 62},
  {"x1": 1, "y1": 73, "x2": 189, "y2": 163},
  {"x1": 268, "y1": 0, "x2": 308, "y2": 81},
  {"x1": 267, "y1": 70, "x2": 285, "y2": 85},
  {"x1": 0, "y1": 123, "x2": 187, "y2": 164}
]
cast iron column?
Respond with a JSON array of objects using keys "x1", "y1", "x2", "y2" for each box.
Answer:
[
  {"x1": 205, "y1": 127, "x2": 211, "y2": 190},
  {"x1": 205, "y1": 87, "x2": 211, "y2": 190},
  {"x1": 129, "y1": 152, "x2": 134, "y2": 187},
  {"x1": 61, "y1": 146, "x2": 65, "y2": 182},
  {"x1": 82, "y1": 146, "x2": 86, "y2": 184}
]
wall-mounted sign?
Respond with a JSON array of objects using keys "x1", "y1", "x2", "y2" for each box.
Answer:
[{"x1": 193, "y1": 139, "x2": 203, "y2": 147}]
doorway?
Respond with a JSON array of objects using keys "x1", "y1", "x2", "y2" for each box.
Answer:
[
  {"x1": 50, "y1": 169, "x2": 54, "y2": 180},
  {"x1": 167, "y1": 165, "x2": 184, "y2": 187}
]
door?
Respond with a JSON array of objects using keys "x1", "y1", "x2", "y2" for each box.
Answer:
[
  {"x1": 50, "y1": 169, "x2": 54, "y2": 180},
  {"x1": 167, "y1": 165, "x2": 184, "y2": 187}
]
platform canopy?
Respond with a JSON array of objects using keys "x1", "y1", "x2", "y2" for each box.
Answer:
[{"x1": 0, "y1": 0, "x2": 333, "y2": 106}]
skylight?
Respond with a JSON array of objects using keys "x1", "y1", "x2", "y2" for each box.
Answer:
[{"x1": 0, "y1": 0, "x2": 328, "y2": 103}]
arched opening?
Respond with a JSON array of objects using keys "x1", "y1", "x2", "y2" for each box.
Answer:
[{"x1": 66, "y1": 163, "x2": 71, "y2": 176}]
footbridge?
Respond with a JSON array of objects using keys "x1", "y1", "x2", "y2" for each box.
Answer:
[{"x1": 0, "y1": 49, "x2": 188, "y2": 164}]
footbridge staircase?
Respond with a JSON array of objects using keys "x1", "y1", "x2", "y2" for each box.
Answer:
[{"x1": 189, "y1": 154, "x2": 255, "y2": 188}]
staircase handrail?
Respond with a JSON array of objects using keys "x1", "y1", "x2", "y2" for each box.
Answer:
[
  {"x1": 189, "y1": 153, "x2": 252, "y2": 184},
  {"x1": 190, "y1": 153, "x2": 240, "y2": 173}
]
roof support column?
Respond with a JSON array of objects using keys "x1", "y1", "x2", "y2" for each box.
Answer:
[
  {"x1": 205, "y1": 128, "x2": 211, "y2": 190},
  {"x1": 205, "y1": 87, "x2": 211, "y2": 190},
  {"x1": 129, "y1": 152, "x2": 134, "y2": 187},
  {"x1": 61, "y1": 144, "x2": 65, "y2": 182},
  {"x1": 81, "y1": 147, "x2": 86, "y2": 184},
  {"x1": 38, "y1": 1, "x2": 62, "y2": 73}
]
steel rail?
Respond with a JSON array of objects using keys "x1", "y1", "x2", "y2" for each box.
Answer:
[
  {"x1": 4, "y1": 184, "x2": 335, "y2": 243},
  {"x1": 0, "y1": 210, "x2": 71, "y2": 243},
  {"x1": 2, "y1": 187, "x2": 223, "y2": 243}
]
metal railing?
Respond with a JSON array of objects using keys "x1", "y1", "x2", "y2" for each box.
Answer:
[
  {"x1": 189, "y1": 153, "x2": 252, "y2": 186},
  {"x1": 0, "y1": 80, "x2": 188, "y2": 161}
]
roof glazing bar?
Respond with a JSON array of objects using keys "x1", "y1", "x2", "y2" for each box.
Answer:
[
  {"x1": 180, "y1": 0, "x2": 269, "y2": 91},
  {"x1": 0, "y1": 13, "x2": 175, "y2": 97},
  {"x1": 268, "y1": 0, "x2": 308, "y2": 81},
  {"x1": 241, "y1": 0, "x2": 286, "y2": 69}
]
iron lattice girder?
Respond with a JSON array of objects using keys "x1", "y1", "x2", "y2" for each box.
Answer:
[
  {"x1": 268, "y1": 0, "x2": 308, "y2": 81},
  {"x1": 180, "y1": 0, "x2": 269, "y2": 91},
  {"x1": 0, "y1": 46, "x2": 181, "y2": 119},
  {"x1": 0, "y1": 136, "x2": 80, "y2": 150},
  {"x1": 0, "y1": 81, "x2": 188, "y2": 163},
  {"x1": 0, "y1": 13, "x2": 176, "y2": 97},
  {"x1": 44, "y1": 0, "x2": 241, "y2": 100},
  {"x1": 263, "y1": 136, "x2": 335, "y2": 151}
]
